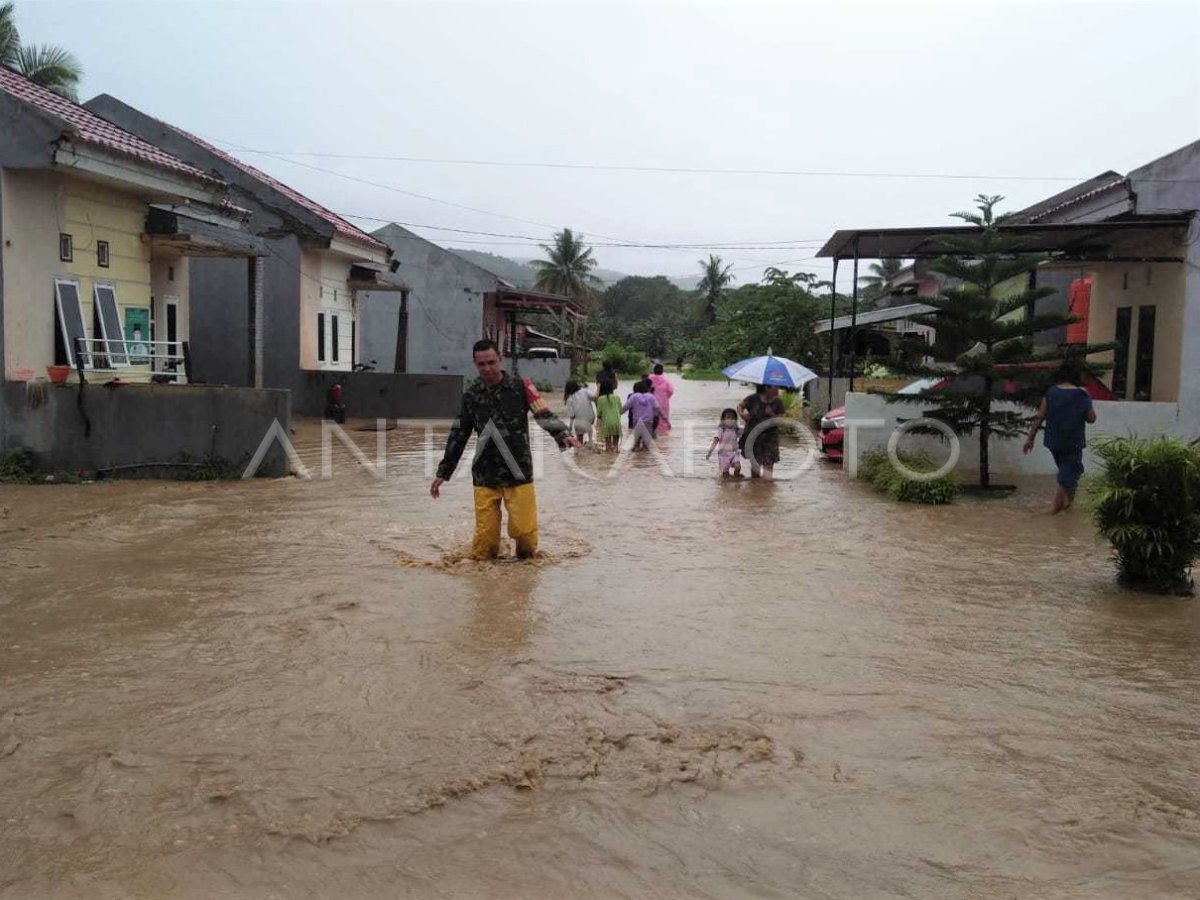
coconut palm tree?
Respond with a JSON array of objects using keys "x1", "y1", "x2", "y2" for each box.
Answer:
[
  {"x1": 858, "y1": 257, "x2": 906, "y2": 307},
  {"x1": 13, "y1": 45, "x2": 82, "y2": 99},
  {"x1": 696, "y1": 253, "x2": 734, "y2": 323},
  {"x1": 1, "y1": 2, "x2": 20, "y2": 65},
  {"x1": 0, "y1": 3, "x2": 83, "y2": 100},
  {"x1": 531, "y1": 228, "x2": 602, "y2": 304}
]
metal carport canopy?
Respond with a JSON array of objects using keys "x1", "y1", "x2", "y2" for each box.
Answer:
[{"x1": 816, "y1": 214, "x2": 1193, "y2": 261}]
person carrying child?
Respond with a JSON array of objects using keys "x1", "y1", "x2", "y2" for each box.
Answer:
[{"x1": 705, "y1": 408, "x2": 743, "y2": 477}]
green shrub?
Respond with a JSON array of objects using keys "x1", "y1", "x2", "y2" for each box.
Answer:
[
  {"x1": 778, "y1": 390, "x2": 805, "y2": 418},
  {"x1": 680, "y1": 368, "x2": 727, "y2": 381},
  {"x1": 1090, "y1": 435, "x2": 1200, "y2": 595},
  {"x1": 859, "y1": 448, "x2": 960, "y2": 505},
  {"x1": 0, "y1": 447, "x2": 37, "y2": 483},
  {"x1": 599, "y1": 342, "x2": 646, "y2": 376}
]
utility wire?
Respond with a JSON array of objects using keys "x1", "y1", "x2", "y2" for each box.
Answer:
[{"x1": 202, "y1": 149, "x2": 1200, "y2": 184}]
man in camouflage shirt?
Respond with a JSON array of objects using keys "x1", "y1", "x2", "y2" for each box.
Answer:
[{"x1": 430, "y1": 339, "x2": 578, "y2": 559}]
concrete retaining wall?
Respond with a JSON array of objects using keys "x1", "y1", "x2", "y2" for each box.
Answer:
[
  {"x1": 0, "y1": 381, "x2": 292, "y2": 476},
  {"x1": 509, "y1": 358, "x2": 571, "y2": 389},
  {"x1": 294, "y1": 370, "x2": 463, "y2": 419},
  {"x1": 805, "y1": 377, "x2": 850, "y2": 414},
  {"x1": 842, "y1": 391, "x2": 1191, "y2": 478}
]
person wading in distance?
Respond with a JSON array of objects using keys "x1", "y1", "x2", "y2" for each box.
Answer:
[
  {"x1": 1023, "y1": 358, "x2": 1098, "y2": 514},
  {"x1": 431, "y1": 339, "x2": 579, "y2": 559}
]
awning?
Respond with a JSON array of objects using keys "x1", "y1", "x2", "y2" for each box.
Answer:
[
  {"x1": 487, "y1": 287, "x2": 587, "y2": 319},
  {"x1": 525, "y1": 325, "x2": 587, "y2": 349},
  {"x1": 145, "y1": 207, "x2": 267, "y2": 257},
  {"x1": 349, "y1": 265, "x2": 409, "y2": 292},
  {"x1": 817, "y1": 214, "x2": 1193, "y2": 261},
  {"x1": 815, "y1": 302, "x2": 936, "y2": 334}
]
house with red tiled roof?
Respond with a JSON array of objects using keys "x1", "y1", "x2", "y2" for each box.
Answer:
[
  {"x1": 0, "y1": 65, "x2": 291, "y2": 475},
  {"x1": 83, "y1": 93, "x2": 417, "y2": 410}
]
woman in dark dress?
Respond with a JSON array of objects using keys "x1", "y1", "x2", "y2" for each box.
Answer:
[{"x1": 737, "y1": 384, "x2": 785, "y2": 479}]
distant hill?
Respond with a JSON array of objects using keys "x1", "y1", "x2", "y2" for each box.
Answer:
[
  {"x1": 446, "y1": 249, "x2": 539, "y2": 288},
  {"x1": 447, "y1": 248, "x2": 702, "y2": 293}
]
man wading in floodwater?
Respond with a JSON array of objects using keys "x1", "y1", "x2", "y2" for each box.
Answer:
[
  {"x1": 1023, "y1": 359, "x2": 1098, "y2": 514},
  {"x1": 430, "y1": 339, "x2": 579, "y2": 559}
]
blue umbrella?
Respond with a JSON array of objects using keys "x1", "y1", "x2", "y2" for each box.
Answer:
[{"x1": 722, "y1": 350, "x2": 818, "y2": 389}]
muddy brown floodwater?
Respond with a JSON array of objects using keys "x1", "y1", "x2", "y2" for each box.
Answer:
[{"x1": 1, "y1": 379, "x2": 1198, "y2": 899}]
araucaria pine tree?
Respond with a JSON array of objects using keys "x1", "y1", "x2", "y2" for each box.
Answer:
[{"x1": 884, "y1": 195, "x2": 1109, "y2": 488}]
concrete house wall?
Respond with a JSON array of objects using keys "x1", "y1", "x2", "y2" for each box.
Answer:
[
  {"x1": 1124, "y1": 141, "x2": 1200, "y2": 427},
  {"x1": 82, "y1": 95, "x2": 387, "y2": 388},
  {"x1": 360, "y1": 223, "x2": 495, "y2": 378}
]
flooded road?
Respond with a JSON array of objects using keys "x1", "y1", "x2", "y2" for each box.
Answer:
[{"x1": 2, "y1": 379, "x2": 1198, "y2": 899}]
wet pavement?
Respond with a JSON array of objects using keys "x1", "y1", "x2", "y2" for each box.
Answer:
[{"x1": 1, "y1": 379, "x2": 1198, "y2": 899}]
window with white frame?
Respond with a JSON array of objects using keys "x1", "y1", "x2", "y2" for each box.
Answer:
[
  {"x1": 54, "y1": 279, "x2": 87, "y2": 369},
  {"x1": 93, "y1": 283, "x2": 128, "y2": 367}
]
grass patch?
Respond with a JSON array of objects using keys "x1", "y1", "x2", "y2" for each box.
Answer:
[
  {"x1": 681, "y1": 368, "x2": 727, "y2": 381},
  {"x1": 859, "y1": 448, "x2": 960, "y2": 505}
]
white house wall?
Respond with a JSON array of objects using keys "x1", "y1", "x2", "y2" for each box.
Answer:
[
  {"x1": 1125, "y1": 141, "x2": 1200, "y2": 433},
  {"x1": 842, "y1": 391, "x2": 1187, "y2": 479}
]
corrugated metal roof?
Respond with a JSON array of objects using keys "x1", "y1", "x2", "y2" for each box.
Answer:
[{"x1": 0, "y1": 65, "x2": 219, "y2": 186}]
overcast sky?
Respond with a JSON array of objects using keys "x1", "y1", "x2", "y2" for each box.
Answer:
[{"x1": 16, "y1": 0, "x2": 1200, "y2": 282}]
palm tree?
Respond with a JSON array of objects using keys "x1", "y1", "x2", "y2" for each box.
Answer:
[
  {"x1": 13, "y1": 45, "x2": 81, "y2": 99},
  {"x1": 531, "y1": 228, "x2": 602, "y2": 304},
  {"x1": 858, "y1": 258, "x2": 906, "y2": 307},
  {"x1": 1, "y1": 2, "x2": 20, "y2": 65},
  {"x1": 696, "y1": 253, "x2": 734, "y2": 323},
  {"x1": 0, "y1": 3, "x2": 83, "y2": 100}
]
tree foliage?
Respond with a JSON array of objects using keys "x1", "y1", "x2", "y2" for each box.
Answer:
[
  {"x1": 1091, "y1": 435, "x2": 1200, "y2": 595},
  {"x1": 531, "y1": 228, "x2": 602, "y2": 305},
  {"x1": 0, "y1": 2, "x2": 82, "y2": 99},
  {"x1": 696, "y1": 254, "x2": 735, "y2": 324},
  {"x1": 881, "y1": 195, "x2": 1110, "y2": 487},
  {"x1": 858, "y1": 257, "x2": 906, "y2": 309}
]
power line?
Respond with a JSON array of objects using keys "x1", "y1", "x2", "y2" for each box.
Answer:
[
  {"x1": 195, "y1": 147, "x2": 1200, "y2": 184},
  {"x1": 199, "y1": 134, "x2": 803, "y2": 268},
  {"x1": 334, "y1": 213, "x2": 828, "y2": 248}
]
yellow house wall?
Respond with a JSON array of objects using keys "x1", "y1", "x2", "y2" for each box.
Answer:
[
  {"x1": 0, "y1": 170, "x2": 168, "y2": 382},
  {"x1": 1085, "y1": 262, "x2": 1184, "y2": 402},
  {"x1": 1, "y1": 168, "x2": 61, "y2": 378}
]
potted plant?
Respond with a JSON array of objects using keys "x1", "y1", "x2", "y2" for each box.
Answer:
[{"x1": 46, "y1": 365, "x2": 72, "y2": 384}]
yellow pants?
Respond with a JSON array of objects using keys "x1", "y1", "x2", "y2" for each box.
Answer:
[{"x1": 472, "y1": 483, "x2": 539, "y2": 560}]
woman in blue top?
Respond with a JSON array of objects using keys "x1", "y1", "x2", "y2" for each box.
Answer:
[{"x1": 1023, "y1": 359, "x2": 1098, "y2": 513}]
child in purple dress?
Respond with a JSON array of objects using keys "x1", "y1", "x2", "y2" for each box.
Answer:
[
  {"x1": 621, "y1": 380, "x2": 662, "y2": 451},
  {"x1": 706, "y1": 408, "x2": 743, "y2": 477}
]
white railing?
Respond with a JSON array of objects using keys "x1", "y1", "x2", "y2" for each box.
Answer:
[{"x1": 73, "y1": 338, "x2": 188, "y2": 381}]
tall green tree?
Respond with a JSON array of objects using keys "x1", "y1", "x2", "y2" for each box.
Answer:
[
  {"x1": 531, "y1": 228, "x2": 602, "y2": 306},
  {"x1": 882, "y1": 195, "x2": 1109, "y2": 488},
  {"x1": 0, "y1": 2, "x2": 83, "y2": 100},
  {"x1": 691, "y1": 268, "x2": 823, "y2": 369},
  {"x1": 696, "y1": 254, "x2": 735, "y2": 324}
]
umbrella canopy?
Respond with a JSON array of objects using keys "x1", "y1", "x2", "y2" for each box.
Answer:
[{"x1": 722, "y1": 353, "x2": 818, "y2": 389}]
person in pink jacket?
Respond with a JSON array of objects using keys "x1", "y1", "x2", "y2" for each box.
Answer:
[{"x1": 647, "y1": 363, "x2": 675, "y2": 434}]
